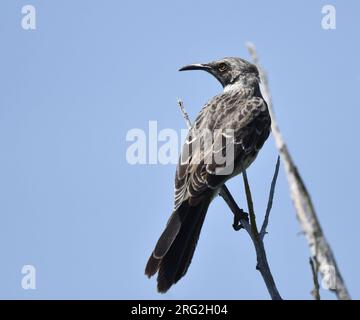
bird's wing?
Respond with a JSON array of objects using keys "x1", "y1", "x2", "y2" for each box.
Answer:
[{"x1": 174, "y1": 92, "x2": 270, "y2": 209}]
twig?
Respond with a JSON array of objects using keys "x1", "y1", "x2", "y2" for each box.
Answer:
[
  {"x1": 177, "y1": 99, "x2": 192, "y2": 129},
  {"x1": 246, "y1": 42, "x2": 351, "y2": 300},
  {"x1": 309, "y1": 257, "x2": 321, "y2": 300},
  {"x1": 260, "y1": 155, "x2": 280, "y2": 239},
  {"x1": 176, "y1": 99, "x2": 282, "y2": 300}
]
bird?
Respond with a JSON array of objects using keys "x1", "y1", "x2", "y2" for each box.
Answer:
[{"x1": 145, "y1": 57, "x2": 271, "y2": 293}]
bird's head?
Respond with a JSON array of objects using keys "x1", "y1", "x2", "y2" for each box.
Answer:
[{"x1": 179, "y1": 57, "x2": 259, "y2": 88}]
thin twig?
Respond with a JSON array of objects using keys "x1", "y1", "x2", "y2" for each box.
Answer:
[
  {"x1": 260, "y1": 155, "x2": 280, "y2": 239},
  {"x1": 177, "y1": 99, "x2": 192, "y2": 129},
  {"x1": 246, "y1": 42, "x2": 350, "y2": 300},
  {"x1": 176, "y1": 98, "x2": 282, "y2": 300}
]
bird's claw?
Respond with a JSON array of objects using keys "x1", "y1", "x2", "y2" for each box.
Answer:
[{"x1": 232, "y1": 209, "x2": 249, "y2": 231}]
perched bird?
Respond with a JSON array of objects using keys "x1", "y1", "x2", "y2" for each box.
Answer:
[{"x1": 145, "y1": 57, "x2": 271, "y2": 293}]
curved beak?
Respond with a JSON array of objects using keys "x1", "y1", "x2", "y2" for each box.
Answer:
[{"x1": 178, "y1": 63, "x2": 211, "y2": 72}]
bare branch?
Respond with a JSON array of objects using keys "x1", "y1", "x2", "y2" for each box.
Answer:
[
  {"x1": 246, "y1": 42, "x2": 351, "y2": 300},
  {"x1": 242, "y1": 169, "x2": 282, "y2": 300},
  {"x1": 242, "y1": 170, "x2": 258, "y2": 236},
  {"x1": 260, "y1": 155, "x2": 280, "y2": 240}
]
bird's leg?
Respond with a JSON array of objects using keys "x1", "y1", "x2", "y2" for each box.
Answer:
[{"x1": 219, "y1": 185, "x2": 249, "y2": 231}]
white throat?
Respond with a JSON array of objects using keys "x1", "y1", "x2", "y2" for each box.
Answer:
[{"x1": 223, "y1": 82, "x2": 244, "y2": 93}]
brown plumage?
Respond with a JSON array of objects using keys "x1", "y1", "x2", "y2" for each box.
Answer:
[{"x1": 145, "y1": 57, "x2": 271, "y2": 293}]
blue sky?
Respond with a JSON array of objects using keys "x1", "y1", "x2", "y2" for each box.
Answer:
[{"x1": 0, "y1": 0, "x2": 359, "y2": 299}]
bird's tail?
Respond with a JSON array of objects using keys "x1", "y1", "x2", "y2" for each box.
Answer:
[{"x1": 145, "y1": 199, "x2": 211, "y2": 293}]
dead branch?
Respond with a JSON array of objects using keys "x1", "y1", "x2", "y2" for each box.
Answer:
[{"x1": 246, "y1": 42, "x2": 350, "y2": 300}]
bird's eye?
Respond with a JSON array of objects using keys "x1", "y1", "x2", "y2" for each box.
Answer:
[{"x1": 218, "y1": 63, "x2": 227, "y2": 72}]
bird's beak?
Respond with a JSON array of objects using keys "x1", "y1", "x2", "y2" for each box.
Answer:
[{"x1": 179, "y1": 63, "x2": 211, "y2": 72}]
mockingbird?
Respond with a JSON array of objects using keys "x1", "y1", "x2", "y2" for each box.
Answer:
[{"x1": 145, "y1": 57, "x2": 271, "y2": 293}]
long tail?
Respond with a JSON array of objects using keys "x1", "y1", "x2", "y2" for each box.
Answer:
[{"x1": 145, "y1": 199, "x2": 210, "y2": 293}]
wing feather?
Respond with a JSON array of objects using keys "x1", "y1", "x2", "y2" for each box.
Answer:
[{"x1": 174, "y1": 89, "x2": 271, "y2": 210}]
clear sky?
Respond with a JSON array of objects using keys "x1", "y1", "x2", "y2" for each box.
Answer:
[{"x1": 0, "y1": 0, "x2": 359, "y2": 299}]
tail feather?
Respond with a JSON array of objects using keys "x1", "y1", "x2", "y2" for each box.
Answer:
[
  {"x1": 153, "y1": 204, "x2": 188, "y2": 258},
  {"x1": 145, "y1": 199, "x2": 210, "y2": 293},
  {"x1": 174, "y1": 203, "x2": 208, "y2": 283},
  {"x1": 144, "y1": 254, "x2": 161, "y2": 278},
  {"x1": 145, "y1": 203, "x2": 189, "y2": 278}
]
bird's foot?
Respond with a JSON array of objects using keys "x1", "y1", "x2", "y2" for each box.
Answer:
[{"x1": 232, "y1": 209, "x2": 249, "y2": 231}]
